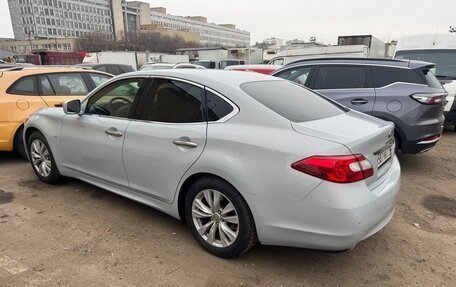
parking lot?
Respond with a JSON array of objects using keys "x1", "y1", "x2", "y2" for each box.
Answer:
[{"x1": 0, "y1": 132, "x2": 454, "y2": 287}]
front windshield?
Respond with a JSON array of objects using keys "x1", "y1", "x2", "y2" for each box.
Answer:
[
  {"x1": 194, "y1": 61, "x2": 215, "y2": 68},
  {"x1": 220, "y1": 61, "x2": 239, "y2": 69},
  {"x1": 395, "y1": 49, "x2": 456, "y2": 79}
]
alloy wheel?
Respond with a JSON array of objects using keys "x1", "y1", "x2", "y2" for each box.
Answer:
[
  {"x1": 191, "y1": 189, "x2": 240, "y2": 248},
  {"x1": 30, "y1": 139, "x2": 52, "y2": 177}
]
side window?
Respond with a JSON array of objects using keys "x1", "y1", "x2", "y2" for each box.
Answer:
[
  {"x1": 372, "y1": 66, "x2": 424, "y2": 88},
  {"x1": 314, "y1": 66, "x2": 369, "y2": 90},
  {"x1": 96, "y1": 65, "x2": 107, "y2": 72},
  {"x1": 47, "y1": 73, "x2": 88, "y2": 95},
  {"x1": 88, "y1": 73, "x2": 111, "y2": 87},
  {"x1": 274, "y1": 66, "x2": 312, "y2": 87},
  {"x1": 86, "y1": 78, "x2": 144, "y2": 118},
  {"x1": 39, "y1": 76, "x2": 55, "y2": 95},
  {"x1": 206, "y1": 90, "x2": 234, "y2": 121},
  {"x1": 9, "y1": 76, "x2": 38, "y2": 95},
  {"x1": 121, "y1": 65, "x2": 135, "y2": 73},
  {"x1": 106, "y1": 65, "x2": 121, "y2": 75},
  {"x1": 141, "y1": 79, "x2": 204, "y2": 123}
]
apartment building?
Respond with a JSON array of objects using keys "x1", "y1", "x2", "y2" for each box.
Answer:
[
  {"x1": 8, "y1": 0, "x2": 115, "y2": 40},
  {"x1": 149, "y1": 8, "x2": 250, "y2": 47},
  {"x1": 7, "y1": 0, "x2": 250, "y2": 47}
]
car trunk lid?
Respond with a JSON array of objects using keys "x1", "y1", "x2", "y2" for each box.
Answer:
[{"x1": 291, "y1": 111, "x2": 395, "y2": 187}]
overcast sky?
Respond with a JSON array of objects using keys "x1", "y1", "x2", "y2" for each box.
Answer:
[{"x1": 1, "y1": 0, "x2": 454, "y2": 44}]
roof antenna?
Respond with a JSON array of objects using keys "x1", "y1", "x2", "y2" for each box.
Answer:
[{"x1": 433, "y1": 28, "x2": 439, "y2": 46}]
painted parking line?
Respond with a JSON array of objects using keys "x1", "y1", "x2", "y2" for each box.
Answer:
[{"x1": 0, "y1": 255, "x2": 28, "y2": 275}]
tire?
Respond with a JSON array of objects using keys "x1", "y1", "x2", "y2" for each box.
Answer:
[
  {"x1": 27, "y1": 131, "x2": 62, "y2": 184},
  {"x1": 394, "y1": 132, "x2": 401, "y2": 153},
  {"x1": 13, "y1": 126, "x2": 27, "y2": 160},
  {"x1": 184, "y1": 176, "x2": 257, "y2": 258}
]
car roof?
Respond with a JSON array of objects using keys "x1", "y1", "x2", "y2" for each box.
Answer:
[
  {"x1": 75, "y1": 63, "x2": 125, "y2": 67},
  {"x1": 284, "y1": 57, "x2": 434, "y2": 69},
  {"x1": 0, "y1": 66, "x2": 112, "y2": 78},
  {"x1": 120, "y1": 69, "x2": 284, "y2": 87}
]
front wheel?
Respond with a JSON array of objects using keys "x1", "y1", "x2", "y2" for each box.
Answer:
[
  {"x1": 28, "y1": 131, "x2": 62, "y2": 184},
  {"x1": 185, "y1": 177, "x2": 257, "y2": 258}
]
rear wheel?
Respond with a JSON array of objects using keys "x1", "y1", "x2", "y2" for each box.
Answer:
[
  {"x1": 28, "y1": 131, "x2": 62, "y2": 184},
  {"x1": 185, "y1": 177, "x2": 257, "y2": 258},
  {"x1": 13, "y1": 126, "x2": 27, "y2": 160}
]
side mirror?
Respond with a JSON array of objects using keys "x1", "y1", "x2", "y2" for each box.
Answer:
[{"x1": 63, "y1": 99, "x2": 81, "y2": 114}]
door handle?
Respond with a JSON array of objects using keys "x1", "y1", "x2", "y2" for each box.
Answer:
[
  {"x1": 173, "y1": 139, "x2": 198, "y2": 148},
  {"x1": 351, "y1": 99, "x2": 368, "y2": 105},
  {"x1": 105, "y1": 127, "x2": 123, "y2": 137}
]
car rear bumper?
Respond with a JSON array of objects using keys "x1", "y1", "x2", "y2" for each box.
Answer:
[
  {"x1": 250, "y1": 156, "x2": 401, "y2": 250},
  {"x1": 400, "y1": 114, "x2": 444, "y2": 154}
]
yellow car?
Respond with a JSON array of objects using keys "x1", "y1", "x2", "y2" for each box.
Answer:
[{"x1": 0, "y1": 67, "x2": 112, "y2": 158}]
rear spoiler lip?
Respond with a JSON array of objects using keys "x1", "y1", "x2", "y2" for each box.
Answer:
[{"x1": 407, "y1": 59, "x2": 435, "y2": 70}]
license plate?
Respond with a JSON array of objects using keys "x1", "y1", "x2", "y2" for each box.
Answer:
[{"x1": 377, "y1": 148, "x2": 392, "y2": 167}]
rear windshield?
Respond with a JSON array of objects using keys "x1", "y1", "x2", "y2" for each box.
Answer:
[
  {"x1": 395, "y1": 49, "x2": 456, "y2": 79},
  {"x1": 240, "y1": 81, "x2": 345, "y2": 122},
  {"x1": 416, "y1": 67, "x2": 443, "y2": 89}
]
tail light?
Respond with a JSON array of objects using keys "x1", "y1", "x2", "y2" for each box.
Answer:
[
  {"x1": 291, "y1": 154, "x2": 373, "y2": 184},
  {"x1": 411, "y1": 93, "x2": 445, "y2": 105}
]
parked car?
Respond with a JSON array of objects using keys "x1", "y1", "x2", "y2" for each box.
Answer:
[
  {"x1": 0, "y1": 67, "x2": 112, "y2": 158},
  {"x1": 140, "y1": 63, "x2": 175, "y2": 71},
  {"x1": 272, "y1": 58, "x2": 447, "y2": 154},
  {"x1": 193, "y1": 60, "x2": 217, "y2": 69},
  {"x1": 140, "y1": 63, "x2": 205, "y2": 71},
  {"x1": 393, "y1": 33, "x2": 456, "y2": 129},
  {"x1": 219, "y1": 59, "x2": 245, "y2": 69},
  {"x1": 24, "y1": 69, "x2": 400, "y2": 258},
  {"x1": 225, "y1": 64, "x2": 281, "y2": 75},
  {"x1": 74, "y1": 63, "x2": 135, "y2": 75},
  {"x1": 173, "y1": 63, "x2": 205, "y2": 69}
]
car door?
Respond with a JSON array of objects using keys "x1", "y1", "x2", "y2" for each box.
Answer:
[
  {"x1": 5, "y1": 75, "x2": 48, "y2": 123},
  {"x1": 38, "y1": 73, "x2": 89, "y2": 107},
  {"x1": 312, "y1": 65, "x2": 376, "y2": 114},
  {"x1": 122, "y1": 78, "x2": 207, "y2": 203},
  {"x1": 60, "y1": 77, "x2": 147, "y2": 187}
]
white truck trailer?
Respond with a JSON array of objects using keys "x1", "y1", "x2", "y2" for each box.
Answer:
[
  {"x1": 83, "y1": 51, "x2": 150, "y2": 70},
  {"x1": 268, "y1": 45, "x2": 370, "y2": 66}
]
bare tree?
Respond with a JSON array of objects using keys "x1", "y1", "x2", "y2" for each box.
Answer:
[{"x1": 76, "y1": 32, "x2": 201, "y2": 53}]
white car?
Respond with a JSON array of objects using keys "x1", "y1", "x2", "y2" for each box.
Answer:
[{"x1": 24, "y1": 70, "x2": 401, "y2": 257}]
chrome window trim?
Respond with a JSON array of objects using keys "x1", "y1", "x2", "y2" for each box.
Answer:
[
  {"x1": 316, "y1": 82, "x2": 428, "y2": 92},
  {"x1": 205, "y1": 87, "x2": 240, "y2": 124},
  {"x1": 374, "y1": 82, "x2": 428, "y2": 89},
  {"x1": 149, "y1": 75, "x2": 205, "y2": 89},
  {"x1": 284, "y1": 62, "x2": 412, "y2": 70},
  {"x1": 129, "y1": 76, "x2": 239, "y2": 125},
  {"x1": 79, "y1": 113, "x2": 133, "y2": 122},
  {"x1": 278, "y1": 63, "x2": 429, "y2": 90}
]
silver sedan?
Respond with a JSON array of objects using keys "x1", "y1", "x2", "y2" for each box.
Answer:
[{"x1": 24, "y1": 70, "x2": 401, "y2": 258}]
